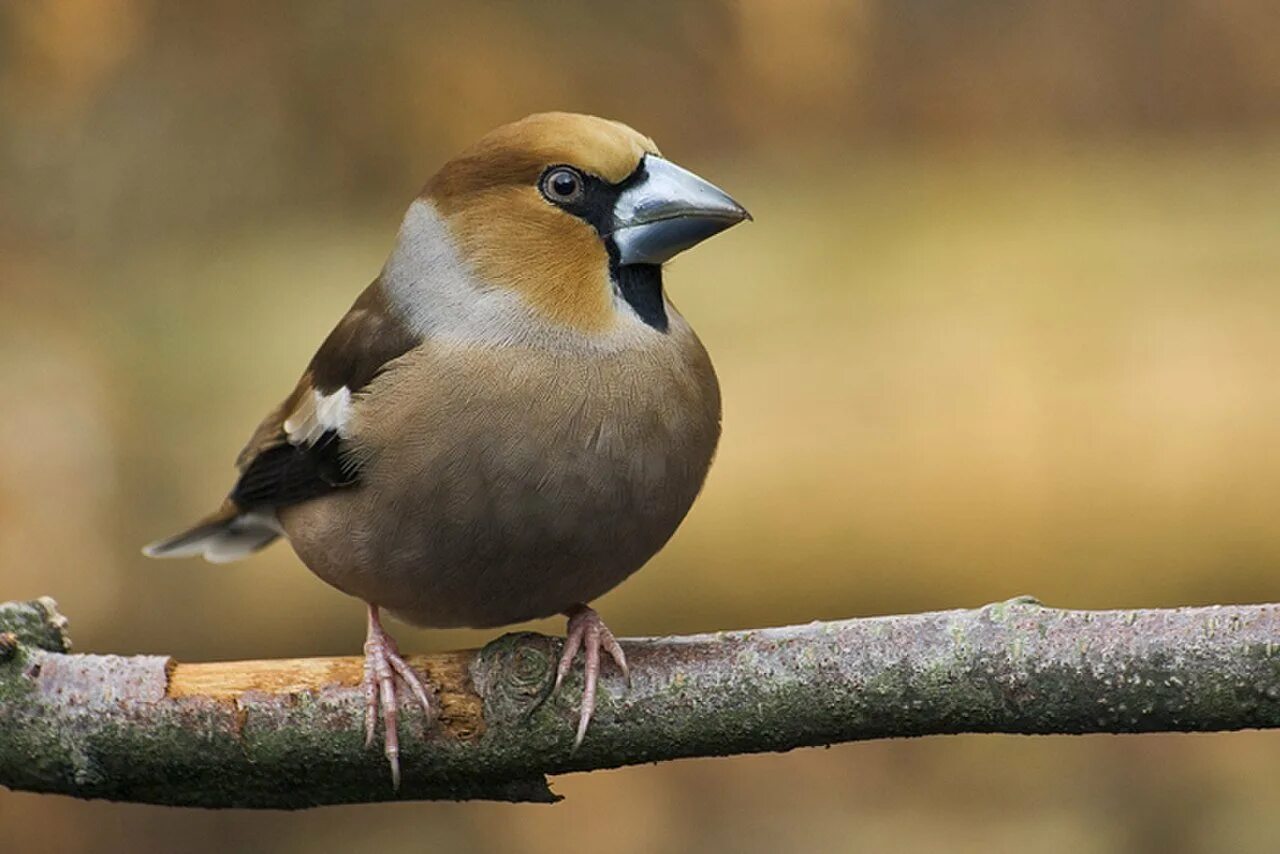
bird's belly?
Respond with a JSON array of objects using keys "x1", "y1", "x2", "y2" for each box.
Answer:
[{"x1": 281, "y1": 344, "x2": 720, "y2": 628}]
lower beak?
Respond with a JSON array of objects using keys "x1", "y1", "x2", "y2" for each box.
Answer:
[{"x1": 609, "y1": 155, "x2": 750, "y2": 266}]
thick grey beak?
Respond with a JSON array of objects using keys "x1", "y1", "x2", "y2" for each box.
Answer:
[{"x1": 610, "y1": 155, "x2": 750, "y2": 265}]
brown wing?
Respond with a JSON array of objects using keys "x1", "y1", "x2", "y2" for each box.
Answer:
[{"x1": 229, "y1": 278, "x2": 421, "y2": 509}]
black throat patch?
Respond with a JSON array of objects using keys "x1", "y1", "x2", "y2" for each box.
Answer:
[{"x1": 611, "y1": 263, "x2": 668, "y2": 332}]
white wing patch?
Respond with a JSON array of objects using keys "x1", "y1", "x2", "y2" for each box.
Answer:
[{"x1": 284, "y1": 386, "x2": 353, "y2": 446}]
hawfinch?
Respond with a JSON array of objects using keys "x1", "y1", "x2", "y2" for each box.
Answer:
[{"x1": 145, "y1": 112, "x2": 749, "y2": 786}]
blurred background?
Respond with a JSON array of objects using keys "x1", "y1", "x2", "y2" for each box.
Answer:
[{"x1": 2, "y1": 0, "x2": 1279, "y2": 851}]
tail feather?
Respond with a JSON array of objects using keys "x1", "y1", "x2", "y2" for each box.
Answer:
[{"x1": 143, "y1": 503, "x2": 282, "y2": 564}]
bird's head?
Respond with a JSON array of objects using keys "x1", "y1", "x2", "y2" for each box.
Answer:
[{"x1": 403, "y1": 112, "x2": 749, "y2": 337}]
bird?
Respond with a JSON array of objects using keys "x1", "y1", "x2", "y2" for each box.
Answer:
[{"x1": 143, "y1": 111, "x2": 750, "y2": 787}]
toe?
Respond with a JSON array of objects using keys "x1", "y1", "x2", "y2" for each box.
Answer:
[
  {"x1": 554, "y1": 625, "x2": 585, "y2": 693},
  {"x1": 601, "y1": 627, "x2": 630, "y2": 687},
  {"x1": 387, "y1": 653, "x2": 433, "y2": 722},
  {"x1": 572, "y1": 624, "x2": 602, "y2": 751},
  {"x1": 361, "y1": 658, "x2": 377, "y2": 748}
]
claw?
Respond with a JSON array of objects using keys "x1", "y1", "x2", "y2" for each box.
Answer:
[
  {"x1": 360, "y1": 604, "x2": 434, "y2": 789},
  {"x1": 551, "y1": 604, "x2": 629, "y2": 752}
]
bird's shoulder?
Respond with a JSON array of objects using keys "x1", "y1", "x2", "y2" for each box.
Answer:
[{"x1": 230, "y1": 279, "x2": 421, "y2": 509}]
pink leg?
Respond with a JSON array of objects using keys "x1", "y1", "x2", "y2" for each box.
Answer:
[
  {"x1": 553, "y1": 603, "x2": 629, "y2": 750},
  {"x1": 361, "y1": 604, "x2": 433, "y2": 789}
]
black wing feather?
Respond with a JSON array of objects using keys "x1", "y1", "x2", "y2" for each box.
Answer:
[{"x1": 231, "y1": 431, "x2": 358, "y2": 509}]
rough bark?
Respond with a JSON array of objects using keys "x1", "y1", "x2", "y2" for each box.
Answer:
[{"x1": 2, "y1": 596, "x2": 1278, "y2": 808}]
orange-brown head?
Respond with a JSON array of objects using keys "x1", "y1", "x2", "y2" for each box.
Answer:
[{"x1": 416, "y1": 112, "x2": 748, "y2": 335}]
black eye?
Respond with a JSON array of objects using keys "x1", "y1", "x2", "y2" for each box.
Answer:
[{"x1": 541, "y1": 167, "x2": 584, "y2": 204}]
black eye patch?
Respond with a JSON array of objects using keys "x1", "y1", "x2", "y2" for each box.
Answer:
[{"x1": 538, "y1": 160, "x2": 648, "y2": 244}]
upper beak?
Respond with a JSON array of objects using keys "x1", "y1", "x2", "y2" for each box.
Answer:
[{"x1": 609, "y1": 155, "x2": 751, "y2": 265}]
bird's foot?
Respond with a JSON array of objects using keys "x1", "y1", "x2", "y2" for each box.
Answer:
[
  {"x1": 361, "y1": 604, "x2": 433, "y2": 789},
  {"x1": 553, "y1": 603, "x2": 629, "y2": 750}
]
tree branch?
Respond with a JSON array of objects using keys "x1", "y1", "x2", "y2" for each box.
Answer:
[{"x1": 2, "y1": 596, "x2": 1279, "y2": 808}]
